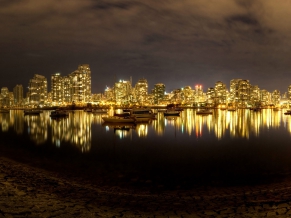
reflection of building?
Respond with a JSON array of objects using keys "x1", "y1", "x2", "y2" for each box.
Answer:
[
  {"x1": 28, "y1": 74, "x2": 48, "y2": 106},
  {"x1": 135, "y1": 79, "x2": 148, "y2": 105},
  {"x1": 13, "y1": 85, "x2": 23, "y2": 107}
]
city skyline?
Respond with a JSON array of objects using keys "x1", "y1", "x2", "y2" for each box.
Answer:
[{"x1": 1, "y1": 1, "x2": 291, "y2": 93}]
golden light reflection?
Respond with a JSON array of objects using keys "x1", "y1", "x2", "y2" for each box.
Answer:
[{"x1": 1, "y1": 109, "x2": 289, "y2": 150}]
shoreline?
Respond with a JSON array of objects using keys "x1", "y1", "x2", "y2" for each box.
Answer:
[{"x1": 2, "y1": 147, "x2": 291, "y2": 217}]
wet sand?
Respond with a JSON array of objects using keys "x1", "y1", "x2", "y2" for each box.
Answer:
[{"x1": 2, "y1": 146, "x2": 291, "y2": 217}]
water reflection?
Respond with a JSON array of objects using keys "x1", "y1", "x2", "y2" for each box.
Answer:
[{"x1": 1, "y1": 109, "x2": 291, "y2": 152}]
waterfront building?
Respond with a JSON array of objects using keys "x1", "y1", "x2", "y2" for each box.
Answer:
[
  {"x1": 13, "y1": 85, "x2": 23, "y2": 107},
  {"x1": 182, "y1": 86, "x2": 194, "y2": 105},
  {"x1": 135, "y1": 78, "x2": 148, "y2": 106},
  {"x1": 114, "y1": 80, "x2": 132, "y2": 105},
  {"x1": 214, "y1": 81, "x2": 227, "y2": 105},
  {"x1": 288, "y1": 85, "x2": 291, "y2": 106},
  {"x1": 194, "y1": 85, "x2": 206, "y2": 106},
  {"x1": 271, "y1": 90, "x2": 281, "y2": 106},
  {"x1": 28, "y1": 74, "x2": 48, "y2": 107},
  {"x1": 104, "y1": 86, "x2": 114, "y2": 103},
  {"x1": 70, "y1": 64, "x2": 92, "y2": 104},
  {"x1": 51, "y1": 73, "x2": 63, "y2": 106},
  {"x1": 260, "y1": 89, "x2": 271, "y2": 106},
  {"x1": 206, "y1": 87, "x2": 215, "y2": 106},
  {"x1": 0, "y1": 87, "x2": 10, "y2": 108},
  {"x1": 250, "y1": 85, "x2": 260, "y2": 107},
  {"x1": 172, "y1": 89, "x2": 183, "y2": 104},
  {"x1": 229, "y1": 79, "x2": 250, "y2": 107},
  {"x1": 153, "y1": 83, "x2": 165, "y2": 105}
]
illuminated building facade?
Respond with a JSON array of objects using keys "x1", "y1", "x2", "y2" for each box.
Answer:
[
  {"x1": 214, "y1": 81, "x2": 227, "y2": 105},
  {"x1": 229, "y1": 79, "x2": 250, "y2": 107},
  {"x1": 51, "y1": 73, "x2": 63, "y2": 105},
  {"x1": 250, "y1": 85, "x2": 260, "y2": 107},
  {"x1": 182, "y1": 86, "x2": 194, "y2": 104},
  {"x1": 0, "y1": 87, "x2": 10, "y2": 107},
  {"x1": 153, "y1": 83, "x2": 165, "y2": 105},
  {"x1": 135, "y1": 78, "x2": 148, "y2": 105},
  {"x1": 271, "y1": 90, "x2": 280, "y2": 106},
  {"x1": 194, "y1": 85, "x2": 205, "y2": 105},
  {"x1": 28, "y1": 74, "x2": 48, "y2": 106},
  {"x1": 70, "y1": 64, "x2": 91, "y2": 104},
  {"x1": 260, "y1": 89, "x2": 271, "y2": 106},
  {"x1": 13, "y1": 85, "x2": 23, "y2": 106},
  {"x1": 288, "y1": 85, "x2": 291, "y2": 105},
  {"x1": 114, "y1": 80, "x2": 132, "y2": 105},
  {"x1": 206, "y1": 87, "x2": 215, "y2": 105}
]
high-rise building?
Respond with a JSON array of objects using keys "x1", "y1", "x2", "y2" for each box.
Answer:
[
  {"x1": 51, "y1": 73, "x2": 63, "y2": 105},
  {"x1": 28, "y1": 74, "x2": 48, "y2": 106},
  {"x1": 271, "y1": 90, "x2": 280, "y2": 106},
  {"x1": 135, "y1": 78, "x2": 148, "y2": 105},
  {"x1": 70, "y1": 64, "x2": 91, "y2": 104},
  {"x1": 0, "y1": 87, "x2": 10, "y2": 107},
  {"x1": 153, "y1": 83, "x2": 165, "y2": 105},
  {"x1": 229, "y1": 79, "x2": 250, "y2": 107},
  {"x1": 214, "y1": 81, "x2": 227, "y2": 104},
  {"x1": 13, "y1": 84, "x2": 23, "y2": 106},
  {"x1": 114, "y1": 80, "x2": 132, "y2": 105}
]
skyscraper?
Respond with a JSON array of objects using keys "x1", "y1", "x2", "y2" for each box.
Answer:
[
  {"x1": 135, "y1": 78, "x2": 148, "y2": 105},
  {"x1": 153, "y1": 83, "x2": 165, "y2": 105},
  {"x1": 13, "y1": 84, "x2": 23, "y2": 106},
  {"x1": 28, "y1": 74, "x2": 48, "y2": 106},
  {"x1": 70, "y1": 64, "x2": 92, "y2": 104}
]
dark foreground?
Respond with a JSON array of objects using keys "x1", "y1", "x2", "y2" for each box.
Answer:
[{"x1": 2, "y1": 147, "x2": 291, "y2": 217}]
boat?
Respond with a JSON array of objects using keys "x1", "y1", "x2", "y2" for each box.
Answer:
[
  {"x1": 92, "y1": 109, "x2": 108, "y2": 114},
  {"x1": 164, "y1": 110, "x2": 180, "y2": 116},
  {"x1": 273, "y1": 107, "x2": 281, "y2": 111},
  {"x1": 84, "y1": 108, "x2": 93, "y2": 112},
  {"x1": 196, "y1": 109, "x2": 213, "y2": 115},
  {"x1": 102, "y1": 116, "x2": 135, "y2": 123},
  {"x1": 114, "y1": 112, "x2": 131, "y2": 117},
  {"x1": 131, "y1": 108, "x2": 156, "y2": 118},
  {"x1": 134, "y1": 117, "x2": 151, "y2": 123},
  {"x1": 284, "y1": 110, "x2": 291, "y2": 115},
  {"x1": 24, "y1": 109, "x2": 42, "y2": 115},
  {"x1": 50, "y1": 109, "x2": 69, "y2": 118},
  {"x1": 0, "y1": 109, "x2": 9, "y2": 113}
]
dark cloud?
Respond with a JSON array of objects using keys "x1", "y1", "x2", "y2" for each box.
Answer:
[{"x1": 0, "y1": 0, "x2": 290, "y2": 93}]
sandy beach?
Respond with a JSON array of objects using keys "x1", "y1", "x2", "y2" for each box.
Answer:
[{"x1": 2, "y1": 145, "x2": 291, "y2": 217}]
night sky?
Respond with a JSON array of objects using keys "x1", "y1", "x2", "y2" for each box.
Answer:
[{"x1": 1, "y1": 0, "x2": 291, "y2": 94}]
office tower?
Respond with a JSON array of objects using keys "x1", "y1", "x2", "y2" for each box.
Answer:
[
  {"x1": 135, "y1": 78, "x2": 148, "y2": 105},
  {"x1": 70, "y1": 64, "x2": 92, "y2": 104},
  {"x1": 271, "y1": 90, "x2": 280, "y2": 106},
  {"x1": 250, "y1": 85, "x2": 260, "y2": 107},
  {"x1": 28, "y1": 74, "x2": 48, "y2": 106},
  {"x1": 153, "y1": 83, "x2": 165, "y2": 105},
  {"x1": 182, "y1": 86, "x2": 194, "y2": 104},
  {"x1": 214, "y1": 81, "x2": 227, "y2": 104},
  {"x1": 229, "y1": 79, "x2": 250, "y2": 107},
  {"x1": 13, "y1": 84, "x2": 23, "y2": 106},
  {"x1": 51, "y1": 73, "x2": 63, "y2": 105},
  {"x1": 114, "y1": 80, "x2": 132, "y2": 105},
  {"x1": 0, "y1": 87, "x2": 10, "y2": 107}
]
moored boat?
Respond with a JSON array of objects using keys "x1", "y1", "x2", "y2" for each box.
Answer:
[
  {"x1": 102, "y1": 116, "x2": 135, "y2": 123},
  {"x1": 24, "y1": 109, "x2": 42, "y2": 115},
  {"x1": 284, "y1": 110, "x2": 291, "y2": 115},
  {"x1": 196, "y1": 109, "x2": 213, "y2": 115},
  {"x1": 164, "y1": 110, "x2": 180, "y2": 116},
  {"x1": 0, "y1": 109, "x2": 9, "y2": 113},
  {"x1": 131, "y1": 108, "x2": 156, "y2": 118},
  {"x1": 92, "y1": 109, "x2": 108, "y2": 114},
  {"x1": 50, "y1": 109, "x2": 69, "y2": 118}
]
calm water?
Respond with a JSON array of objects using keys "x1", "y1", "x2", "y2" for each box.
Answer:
[{"x1": 2, "y1": 108, "x2": 291, "y2": 185}]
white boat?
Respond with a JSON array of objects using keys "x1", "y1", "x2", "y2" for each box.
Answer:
[
  {"x1": 50, "y1": 110, "x2": 69, "y2": 118},
  {"x1": 102, "y1": 116, "x2": 135, "y2": 123},
  {"x1": 131, "y1": 108, "x2": 156, "y2": 118},
  {"x1": 196, "y1": 109, "x2": 213, "y2": 115},
  {"x1": 24, "y1": 109, "x2": 42, "y2": 115},
  {"x1": 164, "y1": 110, "x2": 180, "y2": 116}
]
